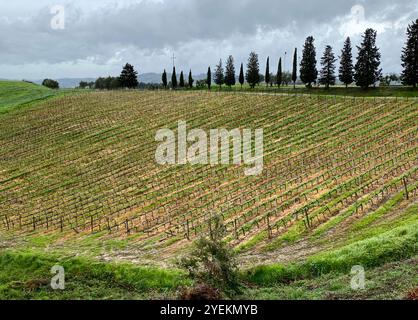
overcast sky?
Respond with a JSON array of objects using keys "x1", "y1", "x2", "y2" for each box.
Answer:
[{"x1": 0, "y1": 0, "x2": 417, "y2": 79}]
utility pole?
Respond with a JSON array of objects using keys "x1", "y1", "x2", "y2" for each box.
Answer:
[{"x1": 172, "y1": 53, "x2": 176, "y2": 68}]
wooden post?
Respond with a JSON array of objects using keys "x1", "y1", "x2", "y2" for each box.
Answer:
[
  {"x1": 402, "y1": 177, "x2": 409, "y2": 200},
  {"x1": 5, "y1": 216, "x2": 9, "y2": 231},
  {"x1": 125, "y1": 219, "x2": 130, "y2": 235},
  {"x1": 234, "y1": 219, "x2": 238, "y2": 239},
  {"x1": 186, "y1": 220, "x2": 190, "y2": 240},
  {"x1": 33, "y1": 216, "x2": 36, "y2": 230},
  {"x1": 60, "y1": 217, "x2": 63, "y2": 232},
  {"x1": 267, "y1": 214, "x2": 272, "y2": 239}
]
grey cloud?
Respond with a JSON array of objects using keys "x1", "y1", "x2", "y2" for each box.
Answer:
[{"x1": 0, "y1": 0, "x2": 416, "y2": 78}]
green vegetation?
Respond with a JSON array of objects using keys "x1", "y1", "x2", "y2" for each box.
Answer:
[
  {"x1": 244, "y1": 220, "x2": 417, "y2": 285},
  {"x1": 0, "y1": 80, "x2": 416, "y2": 300},
  {"x1": 0, "y1": 250, "x2": 187, "y2": 300},
  {"x1": 241, "y1": 256, "x2": 417, "y2": 300},
  {"x1": 0, "y1": 81, "x2": 57, "y2": 114}
]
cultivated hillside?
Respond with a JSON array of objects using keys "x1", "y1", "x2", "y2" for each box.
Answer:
[{"x1": 0, "y1": 90, "x2": 416, "y2": 267}]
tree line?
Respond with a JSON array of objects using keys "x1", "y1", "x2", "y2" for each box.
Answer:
[{"x1": 76, "y1": 20, "x2": 417, "y2": 91}]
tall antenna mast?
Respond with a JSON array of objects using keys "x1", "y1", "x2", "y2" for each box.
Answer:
[{"x1": 172, "y1": 53, "x2": 176, "y2": 68}]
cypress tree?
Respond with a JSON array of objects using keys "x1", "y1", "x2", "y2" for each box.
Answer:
[
  {"x1": 239, "y1": 63, "x2": 244, "y2": 88},
  {"x1": 119, "y1": 63, "x2": 139, "y2": 89},
  {"x1": 265, "y1": 56, "x2": 270, "y2": 87},
  {"x1": 171, "y1": 66, "x2": 177, "y2": 89},
  {"x1": 179, "y1": 71, "x2": 185, "y2": 88},
  {"x1": 300, "y1": 37, "x2": 317, "y2": 88},
  {"x1": 207, "y1": 66, "x2": 212, "y2": 90},
  {"x1": 319, "y1": 45, "x2": 337, "y2": 89},
  {"x1": 214, "y1": 59, "x2": 224, "y2": 88},
  {"x1": 188, "y1": 70, "x2": 194, "y2": 88},
  {"x1": 225, "y1": 55, "x2": 236, "y2": 87},
  {"x1": 292, "y1": 48, "x2": 297, "y2": 88},
  {"x1": 276, "y1": 58, "x2": 282, "y2": 87},
  {"x1": 354, "y1": 28, "x2": 382, "y2": 89},
  {"x1": 401, "y1": 19, "x2": 418, "y2": 88},
  {"x1": 246, "y1": 52, "x2": 260, "y2": 88},
  {"x1": 339, "y1": 37, "x2": 354, "y2": 88},
  {"x1": 162, "y1": 69, "x2": 167, "y2": 89}
]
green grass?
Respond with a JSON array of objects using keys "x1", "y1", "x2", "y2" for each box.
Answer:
[
  {"x1": 240, "y1": 256, "x2": 417, "y2": 300},
  {"x1": 0, "y1": 80, "x2": 80, "y2": 115},
  {"x1": 244, "y1": 220, "x2": 418, "y2": 285},
  {"x1": 0, "y1": 250, "x2": 188, "y2": 299}
]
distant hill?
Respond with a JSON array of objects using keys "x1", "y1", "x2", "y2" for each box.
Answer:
[{"x1": 30, "y1": 73, "x2": 207, "y2": 88}]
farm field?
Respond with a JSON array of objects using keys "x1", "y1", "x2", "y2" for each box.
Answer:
[{"x1": 0, "y1": 84, "x2": 417, "y2": 299}]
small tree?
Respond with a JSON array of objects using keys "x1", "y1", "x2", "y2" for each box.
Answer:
[
  {"x1": 162, "y1": 69, "x2": 168, "y2": 89},
  {"x1": 339, "y1": 37, "x2": 354, "y2": 88},
  {"x1": 239, "y1": 63, "x2": 244, "y2": 88},
  {"x1": 224, "y1": 55, "x2": 236, "y2": 88},
  {"x1": 119, "y1": 63, "x2": 138, "y2": 89},
  {"x1": 42, "y1": 79, "x2": 59, "y2": 89},
  {"x1": 300, "y1": 37, "x2": 317, "y2": 88},
  {"x1": 354, "y1": 28, "x2": 382, "y2": 89},
  {"x1": 188, "y1": 70, "x2": 194, "y2": 88},
  {"x1": 276, "y1": 58, "x2": 282, "y2": 87},
  {"x1": 179, "y1": 71, "x2": 185, "y2": 88},
  {"x1": 401, "y1": 19, "x2": 418, "y2": 88},
  {"x1": 292, "y1": 48, "x2": 297, "y2": 88},
  {"x1": 246, "y1": 52, "x2": 260, "y2": 88},
  {"x1": 265, "y1": 56, "x2": 270, "y2": 87},
  {"x1": 214, "y1": 59, "x2": 224, "y2": 88},
  {"x1": 171, "y1": 66, "x2": 178, "y2": 89},
  {"x1": 179, "y1": 214, "x2": 241, "y2": 298},
  {"x1": 207, "y1": 66, "x2": 212, "y2": 90},
  {"x1": 319, "y1": 45, "x2": 337, "y2": 89}
]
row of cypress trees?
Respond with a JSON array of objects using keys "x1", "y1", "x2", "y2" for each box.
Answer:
[
  {"x1": 118, "y1": 20, "x2": 417, "y2": 90},
  {"x1": 162, "y1": 20, "x2": 417, "y2": 90}
]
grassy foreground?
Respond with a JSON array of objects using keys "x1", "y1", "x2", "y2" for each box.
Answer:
[{"x1": 1, "y1": 219, "x2": 416, "y2": 299}]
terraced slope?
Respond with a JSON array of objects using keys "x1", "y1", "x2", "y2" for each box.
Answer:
[{"x1": 0, "y1": 91, "x2": 416, "y2": 262}]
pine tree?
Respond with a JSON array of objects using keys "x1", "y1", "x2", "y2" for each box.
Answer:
[
  {"x1": 276, "y1": 58, "x2": 282, "y2": 87},
  {"x1": 239, "y1": 63, "x2": 244, "y2": 88},
  {"x1": 265, "y1": 56, "x2": 270, "y2": 87},
  {"x1": 300, "y1": 37, "x2": 317, "y2": 88},
  {"x1": 224, "y1": 55, "x2": 236, "y2": 87},
  {"x1": 179, "y1": 71, "x2": 185, "y2": 88},
  {"x1": 162, "y1": 69, "x2": 168, "y2": 89},
  {"x1": 292, "y1": 48, "x2": 297, "y2": 89},
  {"x1": 188, "y1": 70, "x2": 194, "y2": 88},
  {"x1": 119, "y1": 63, "x2": 139, "y2": 89},
  {"x1": 171, "y1": 66, "x2": 177, "y2": 89},
  {"x1": 214, "y1": 59, "x2": 224, "y2": 88},
  {"x1": 246, "y1": 52, "x2": 260, "y2": 88},
  {"x1": 319, "y1": 45, "x2": 337, "y2": 89},
  {"x1": 339, "y1": 37, "x2": 354, "y2": 88},
  {"x1": 354, "y1": 28, "x2": 382, "y2": 89},
  {"x1": 401, "y1": 19, "x2": 418, "y2": 88},
  {"x1": 207, "y1": 66, "x2": 212, "y2": 90}
]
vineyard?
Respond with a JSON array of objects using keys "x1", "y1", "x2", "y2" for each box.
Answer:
[{"x1": 0, "y1": 90, "x2": 417, "y2": 263}]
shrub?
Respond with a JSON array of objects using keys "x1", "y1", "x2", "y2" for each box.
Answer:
[{"x1": 178, "y1": 215, "x2": 242, "y2": 298}]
